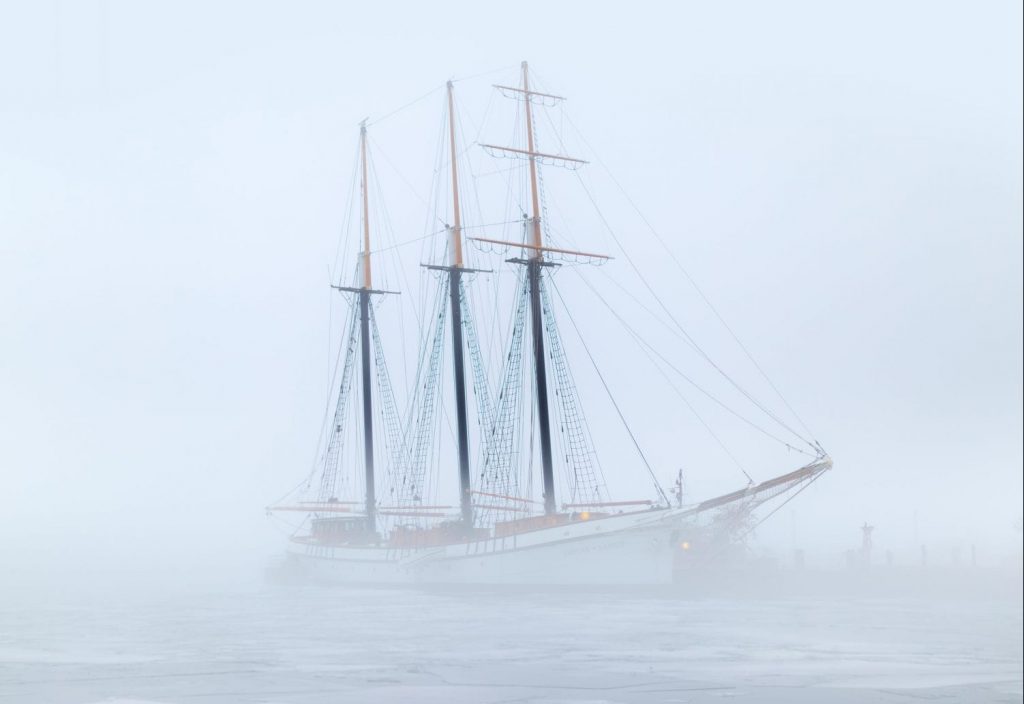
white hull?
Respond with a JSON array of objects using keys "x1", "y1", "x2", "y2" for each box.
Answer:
[{"x1": 286, "y1": 508, "x2": 694, "y2": 585}]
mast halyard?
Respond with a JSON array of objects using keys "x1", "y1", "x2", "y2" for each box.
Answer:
[
  {"x1": 444, "y1": 81, "x2": 474, "y2": 527},
  {"x1": 358, "y1": 121, "x2": 377, "y2": 533},
  {"x1": 520, "y1": 61, "x2": 558, "y2": 516}
]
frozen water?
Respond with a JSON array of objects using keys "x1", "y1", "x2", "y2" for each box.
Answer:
[{"x1": 1, "y1": 574, "x2": 1020, "y2": 703}]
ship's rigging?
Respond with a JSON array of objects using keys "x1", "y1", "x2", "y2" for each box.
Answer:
[{"x1": 267, "y1": 62, "x2": 831, "y2": 563}]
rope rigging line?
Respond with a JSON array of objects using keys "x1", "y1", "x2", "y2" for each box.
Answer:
[
  {"x1": 366, "y1": 83, "x2": 445, "y2": 128},
  {"x1": 370, "y1": 303, "x2": 411, "y2": 508},
  {"x1": 368, "y1": 134, "x2": 447, "y2": 230},
  {"x1": 524, "y1": 75, "x2": 811, "y2": 450},
  {"x1": 391, "y1": 274, "x2": 443, "y2": 506},
  {"x1": 318, "y1": 297, "x2": 361, "y2": 502},
  {"x1": 703, "y1": 467, "x2": 828, "y2": 565},
  {"x1": 535, "y1": 100, "x2": 599, "y2": 258},
  {"x1": 471, "y1": 111, "x2": 529, "y2": 386},
  {"x1": 364, "y1": 142, "x2": 432, "y2": 398},
  {"x1": 366, "y1": 149, "x2": 417, "y2": 304},
  {"x1": 375, "y1": 221, "x2": 536, "y2": 259},
  {"x1": 575, "y1": 269, "x2": 814, "y2": 458},
  {"x1": 397, "y1": 276, "x2": 450, "y2": 507},
  {"x1": 570, "y1": 169, "x2": 817, "y2": 452},
  {"x1": 329, "y1": 138, "x2": 362, "y2": 286},
  {"x1": 437, "y1": 83, "x2": 510, "y2": 422},
  {"x1": 461, "y1": 281, "x2": 497, "y2": 454},
  {"x1": 476, "y1": 271, "x2": 531, "y2": 522},
  {"x1": 451, "y1": 64, "x2": 520, "y2": 86},
  {"x1": 539, "y1": 276, "x2": 609, "y2": 506},
  {"x1": 561, "y1": 110, "x2": 821, "y2": 448},
  {"x1": 277, "y1": 282, "x2": 356, "y2": 507},
  {"x1": 416, "y1": 106, "x2": 452, "y2": 360},
  {"x1": 737, "y1": 466, "x2": 826, "y2": 540},
  {"x1": 549, "y1": 279, "x2": 671, "y2": 509},
  {"x1": 572, "y1": 272, "x2": 757, "y2": 483},
  {"x1": 369, "y1": 230, "x2": 445, "y2": 255},
  {"x1": 266, "y1": 510, "x2": 310, "y2": 540},
  {"x1": 517, "y1": 75, "x2": 816, "y2": 450},
  {"x1": 299, "y1": 130, "x2": 379, "y2": 510}
]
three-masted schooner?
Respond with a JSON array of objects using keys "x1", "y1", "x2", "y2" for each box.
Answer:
[{"x1": 267, "y1": 63, "x2": 831, "y2": 585}]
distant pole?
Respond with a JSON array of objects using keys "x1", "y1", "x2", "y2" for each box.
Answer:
[{"x1": 860, "y1": 522, "x2": 874, "y2": 568}]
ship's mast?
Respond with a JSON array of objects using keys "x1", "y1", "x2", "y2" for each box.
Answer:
[
  {"x1": 523, "y1": 63, "x2": 544, "y2": 253},
  {"x1": 520, "y1": 62, "x2": 558, "y2": 515},
  {"x1": 323, "y1": 122, "x2": 400, "y2": 534},
  {"x1": 447, "y1": 82, "x2": 464, "y2": 269},
  {"x1": 358, "y1": 121, "x2": 377, "y2": 533},
  {"x1": 472, "y1": 62, "x2": 603, "y2": 515},
  {"x1": 444, "y1": 81, "x2": 474, "y2": 526}
]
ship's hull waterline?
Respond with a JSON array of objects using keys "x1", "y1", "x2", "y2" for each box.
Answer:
[{"x1": 284, "y1": 508, "x2": 697, "y2": 585}]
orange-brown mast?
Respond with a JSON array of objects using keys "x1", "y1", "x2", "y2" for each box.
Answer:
[
  {"x1": 446, "y1": 81, "x2": 464, "y2": 268},
  {"x1": 522, "y1": 62, "x2": 544, "y2": 255},
  {"x1": 359, "y1": 120, "x2": 372, "y2": 289}
]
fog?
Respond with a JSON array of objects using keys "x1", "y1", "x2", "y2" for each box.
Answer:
[{"x1": 1, "y1": 1, "x2": 1021, "y2": 702}]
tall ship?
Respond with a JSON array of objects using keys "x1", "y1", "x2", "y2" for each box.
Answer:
[{"x1": 267, "y1": 63, "x2": 831, "y2": 584}]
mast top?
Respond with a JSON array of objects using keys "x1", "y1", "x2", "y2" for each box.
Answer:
[
  {"x1": 446, "y1": 80, "x2": 464, "y2": 268},
  {"x1": 359, "y1": 121, "x2": 372, "y2": 289},
  {"x1": 479, "y1": 63, "x2": 605, "y2": 265},
  {"x1": 521, "y1": 61, "x2": 543, "y2": 259}
]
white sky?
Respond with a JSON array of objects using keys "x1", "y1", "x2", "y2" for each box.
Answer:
[{"x1": 1, "y1": 0, "x2": 1021, "y2": 590}]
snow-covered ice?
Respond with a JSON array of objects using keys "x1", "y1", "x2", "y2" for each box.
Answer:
[{"x1": 0, "y1": 576, "x2": 1020, "y2": 703}]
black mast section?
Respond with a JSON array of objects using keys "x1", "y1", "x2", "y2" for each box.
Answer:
[
  {"x1": 449, "y1": 268, "x2": 473, "y2": 524},
  {"x1": 358, "y1": 288, "x2": 376, "y2": 532},
  {"x1": 528, "y1": 257, "x2": 557, "y2": 514}
]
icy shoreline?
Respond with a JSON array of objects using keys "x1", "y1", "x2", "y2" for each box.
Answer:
[{"x1": 1, "y1": 570, "x2": 1020, "y2": 703}]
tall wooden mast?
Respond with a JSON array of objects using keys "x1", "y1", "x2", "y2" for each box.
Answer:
[
  {"x1": 447, "y1": 82, "x2": 464, "y2": 269},
  {"x1": 522, "y1": 63, "x2": 544, "y2": 254},
  {"x1": 357, "y1": 121, "x2": 377, "y2": 532},
  {"x1": 360, "y1": 121, "x2": 373, "y2": 288},
  {"x1": 520, "y1": 61, "x2": 557, "y2": 515},
  {"x1": 444, "y1": 81, "x2": 474, "y2": 526},
  {"x1": 328, "y1": 122, "x2": 401, "y2": 534},
  {"x1": 471, "y1": 63, "x2": 606, "y2": 516}
]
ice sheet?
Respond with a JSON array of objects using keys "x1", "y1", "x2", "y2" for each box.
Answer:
[{"x1": 0, "y1": 582, "x2": 1020, "y2": 703}]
